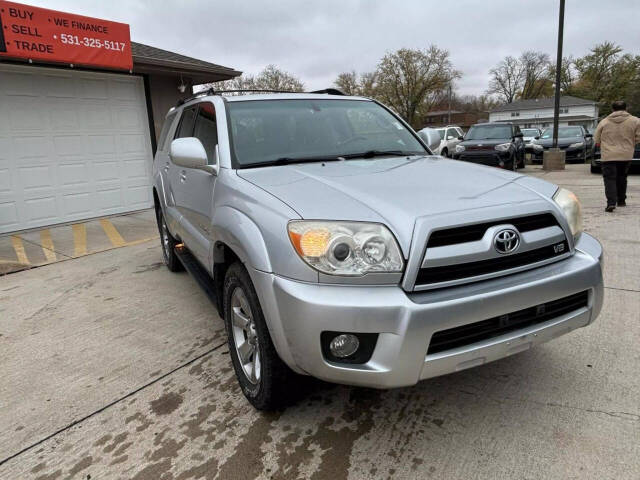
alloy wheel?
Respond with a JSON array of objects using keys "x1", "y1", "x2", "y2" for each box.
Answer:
[{"x1": 230, "y1": 287, "x2": 261, "y2": 384}]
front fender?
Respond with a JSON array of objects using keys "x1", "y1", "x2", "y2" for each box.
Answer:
[{"x1": 210, "y1": 206, "x2": 272, "y2": 272}]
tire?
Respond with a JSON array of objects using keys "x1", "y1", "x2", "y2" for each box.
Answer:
[
  {"x1": 440, "y1": 148, "x2": 448, "y2": 158},
  {"x1": 223, "y1": 262, "x2": 294, "y2": 410},
  {"x1": 156, "y1": 209, "x2": 183, "y2": 272}
]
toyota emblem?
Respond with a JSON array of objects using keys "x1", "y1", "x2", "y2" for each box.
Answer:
[{"x1": 494, "y1": 228, "x2": 520, "y2": 254}]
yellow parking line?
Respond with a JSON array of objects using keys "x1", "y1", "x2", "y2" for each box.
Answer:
[
  {"x1": 11, "y1": 235, "x2": 29, "y2": 265},
  {"x1": 40, "y1": 229, "x2": 57, "y2": 262},
  {"x1": 100, "y1": 219, "x2": 126, "y2": 247},
  {"x1": 72, "y1": 224, "x2": 87, "y2": 257}
]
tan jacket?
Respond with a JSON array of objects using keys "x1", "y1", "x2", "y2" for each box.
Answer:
[{"x1": 594, "y1": 111, "x2": 640, "y2": 161}]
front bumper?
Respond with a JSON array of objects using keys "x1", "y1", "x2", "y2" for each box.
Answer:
[
  {"x1": 250, "y1": 233, "x2": 603, "y2": 388},
  {"x1": 453, "y1": 150, "x2": 511, "y2": 167},
  {"x1": 533, "y1": 147, "x2": 585, "y2": 163}
]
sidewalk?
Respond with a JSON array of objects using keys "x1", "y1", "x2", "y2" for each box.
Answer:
[{"x1": 0, "y1": 209, "x2": 159, "y2": 275}]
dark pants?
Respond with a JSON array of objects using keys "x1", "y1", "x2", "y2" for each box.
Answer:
[{"x1": 602, "y1": 161, "x2": 631, "y2": 206}]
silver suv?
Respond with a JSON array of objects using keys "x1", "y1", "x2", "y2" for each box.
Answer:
[{"x1": 152, "y1": 90, "x2": 603, "y2": 410}]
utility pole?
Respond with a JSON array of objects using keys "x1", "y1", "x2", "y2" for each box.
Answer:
[
  {"x1": 544, "y1": 0, "x2": 566, "y2": 170},
  {"x1": 552, "y1": 0, "x2": 565, "y2": 148},
  {"x1": 447, "y1": 83, "x2": 452, "y2": 125}
]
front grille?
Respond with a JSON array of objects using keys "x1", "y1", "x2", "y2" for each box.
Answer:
[
  {"x1": 426, "y1": 291, "x2": 589, "y2": 355},
  {"x1": 416, "y1": 240, "x2": 569, "y2": 285},
  {"x1": 427, "y1": 213, "x2": 558, "y2": 248}
]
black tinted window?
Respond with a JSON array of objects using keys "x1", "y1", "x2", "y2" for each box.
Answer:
[
  {"x1": 465, "y1": 125, "x2": 512, "y2": 140},
  {"x1": 158, "y1": 112, "x2": 177, "y2": 151},
  {"x1": 193, "y1": 102, "x2": 218, "y2": 164},
  {"x1": 175, "y1": 106, "x2": 197, "y2": 139}
]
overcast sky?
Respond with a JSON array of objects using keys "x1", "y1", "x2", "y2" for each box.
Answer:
[{"x1": 27, "y1": 0, "x2": 640, "y2": 95}]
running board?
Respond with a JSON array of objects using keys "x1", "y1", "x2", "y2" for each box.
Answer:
[{"x1": 174, "y1": 245, "x2": 217, "y2": 306}]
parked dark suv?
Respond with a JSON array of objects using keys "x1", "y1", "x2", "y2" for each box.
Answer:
[{"x1": 452, "y1": 122, "x2": 525, "y2": 170}]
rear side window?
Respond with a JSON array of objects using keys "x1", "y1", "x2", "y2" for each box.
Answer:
[
  {"x1": 175, "y1": 106, "x2": 198, "y2": 139},
  {"x1": 193, "y1": 102, "x2": 218, "y2": 164},
  {"x1": 158, "y1": 112, "x2": 177, "y2": 151}
]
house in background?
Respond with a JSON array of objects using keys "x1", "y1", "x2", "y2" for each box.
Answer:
[
  {"x1": 422, "y1": 110, "x2": 488, "y2": 130},
  {"x1": 489, "y1": 96, "x2": 599, "y2": 131}
]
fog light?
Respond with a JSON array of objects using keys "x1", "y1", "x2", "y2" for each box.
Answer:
[{"x1": 329, "y1": 334, "x2": 359, "y2": 358}]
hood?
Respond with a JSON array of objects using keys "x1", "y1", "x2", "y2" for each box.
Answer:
[
  {"x1": 535, "y1": 136, "x2": 584, "y2": 148},
  {"x1": 459, "y1": 139, "x2": 508, "y2": 148},
  {"x1": 607, "y1": 110, "x2": 631, "y2": 123},
  {"x1": 237, "y1": 156, "x2": 546, "y2": 253}
]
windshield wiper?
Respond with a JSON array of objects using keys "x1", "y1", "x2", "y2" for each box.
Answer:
[
  {"x1": 239, "y1": 156, "x2": 342, "y2": 169},
  {"x1": 341, "y1": 150, "x2": 421, "y2": 159}
]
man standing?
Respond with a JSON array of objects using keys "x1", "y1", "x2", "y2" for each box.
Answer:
[{"x1": 594, "y1": 101, "x2": 640, "y2": 212}]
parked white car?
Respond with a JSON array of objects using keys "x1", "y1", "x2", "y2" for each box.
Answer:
[{"x1": 419, "y1": 126, "x2": 464, "y2": 157}]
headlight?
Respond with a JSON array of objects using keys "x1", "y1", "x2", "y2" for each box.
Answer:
[
  {"x1": 288, "y1": 221, "x2": 404, "y2": 276},
  {"x1": 455, "y1": 145, "x2": 465, "y2": 153},
  {"x1": 553, "y1": 188, "x2": 583, "y2": 240},
  {"x1": 494, "y1": 143, "x2": 511, "y2": 152},
  {"x1": 569, "y1": 142, "x2": 584, "y2": 149}
]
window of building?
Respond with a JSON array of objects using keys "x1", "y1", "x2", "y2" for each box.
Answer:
[
  {"x1": 510, "y1": 112, "x2": 520, "y2": 117},
  {"x1": 559, "y1": 107, "x2": 569, "y2": 114}
]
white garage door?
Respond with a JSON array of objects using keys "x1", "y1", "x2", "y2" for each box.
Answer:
[{"x1": 0, "y1": 63, "x2": 154, "y2": 234}]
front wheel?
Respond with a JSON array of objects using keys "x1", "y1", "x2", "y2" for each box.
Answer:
[
  {"x1": 157, "y1": 209, "x2": 183, "y2": 272},
  {"x1": 440, "y1": 148, "x2": 448, "y2": 158},
  {"x1": 223, "y1": 262, "x2": 295, "y2": 410}
]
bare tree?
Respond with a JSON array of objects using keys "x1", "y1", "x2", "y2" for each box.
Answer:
[
  {"x1": 207, "y1": 65, "x2": 304, "y2": 93},
  {"x1": 375, "y1": 47, "x2": 459, "y2": 127},
  {"x1": 486, "y1": 56, "x2": 525, "y2": 103},
  {"x1": 519, "y1": 51, "x2": 553, "y2": 99},
  {"x1": 334, "y1": 71, "x2": 360, "y2": 95}
]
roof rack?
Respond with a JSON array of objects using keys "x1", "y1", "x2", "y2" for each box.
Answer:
[{"x1": 176, "y1": 87, "x2": 346, "y2": 106}]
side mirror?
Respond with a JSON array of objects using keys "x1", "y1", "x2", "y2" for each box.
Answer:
[
  {"x1": 458, "y1": 135, "x2": 464, "y2": 141},
  {"x1": 169, "y1": 137, "x2": 217, "y2": 174},
  {"x1": 534, "y1": 136, "x2": 540, "y2": 140},
  {"x1": 417, "y1": 128, "x2": 443, "y2": 152}
]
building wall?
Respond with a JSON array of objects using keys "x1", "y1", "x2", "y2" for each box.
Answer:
[
  {"x1": 146, "y1": 74, "x2": 194, "y2": 146},
  {"x1": 489, "y1": 104, "x2": 599, "y2": 130}
]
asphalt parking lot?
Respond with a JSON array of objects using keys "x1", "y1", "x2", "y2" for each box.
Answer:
[{"x1": 1, "y1": 164, "x2": 638, "y2": 480}]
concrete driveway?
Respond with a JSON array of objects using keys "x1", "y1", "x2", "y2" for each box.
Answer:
[{"x1": 0, "y1": 165, "x2": 638, "y2": 480}]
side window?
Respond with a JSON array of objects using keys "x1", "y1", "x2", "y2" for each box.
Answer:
[
  {"x1": 193, "y1": 102, "x2": 218, "y2": 165},
  {"x1": 158, "y1": 112, "x2": 177, "y2": 151},
  {"x1": 446, "y1": 128, "x2": 456, "y2": 139},
  {"x1": 175, "y1": 106, "x2": 198, "y2": 139}
]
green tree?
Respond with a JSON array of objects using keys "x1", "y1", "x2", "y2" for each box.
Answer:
[{"x1": 572, "y1": 42, "x2": 640, "y2": 116}]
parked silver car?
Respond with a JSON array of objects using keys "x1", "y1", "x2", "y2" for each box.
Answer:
[{"x1": 153, "y1": 91, "x2": 604, "y2": 410}]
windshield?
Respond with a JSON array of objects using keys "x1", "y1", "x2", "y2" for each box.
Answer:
[
  {"x1": 521, "y1": 129, "x2": 539, "y2": 137},
  {"x1": 541, "y1": 127, "x2": 583, "y2": 139},
  {"x1": 226, "y1": 99, "x2": 427, "y2": 167},
  {"x1": 464, "y1": 124, "x2": 512, "y2": 140}
]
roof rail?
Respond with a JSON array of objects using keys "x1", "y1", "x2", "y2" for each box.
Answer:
[
  {"x1": 176, "y1": 87, "x2": 347, "y2": 106},
  {"x1": 309, "y1": 88, "x2": 345, "y2": 96}
]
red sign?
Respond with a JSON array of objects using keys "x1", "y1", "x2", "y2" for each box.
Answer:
[{"x1": 0, "y1": 1, "x2": 132, "y2": 70}]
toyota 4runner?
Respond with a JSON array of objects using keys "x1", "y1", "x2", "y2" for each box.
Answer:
[{"x1": 153, "y1": 90, "x2": 604, "y2": 410}]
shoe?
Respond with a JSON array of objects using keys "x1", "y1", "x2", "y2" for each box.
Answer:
[
  {"x1": 618, "y1": 201, "x2": 626, "y2": 207},
  {"x1": 605, "y1": 205, "x2": 616, "y2": 212}
]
